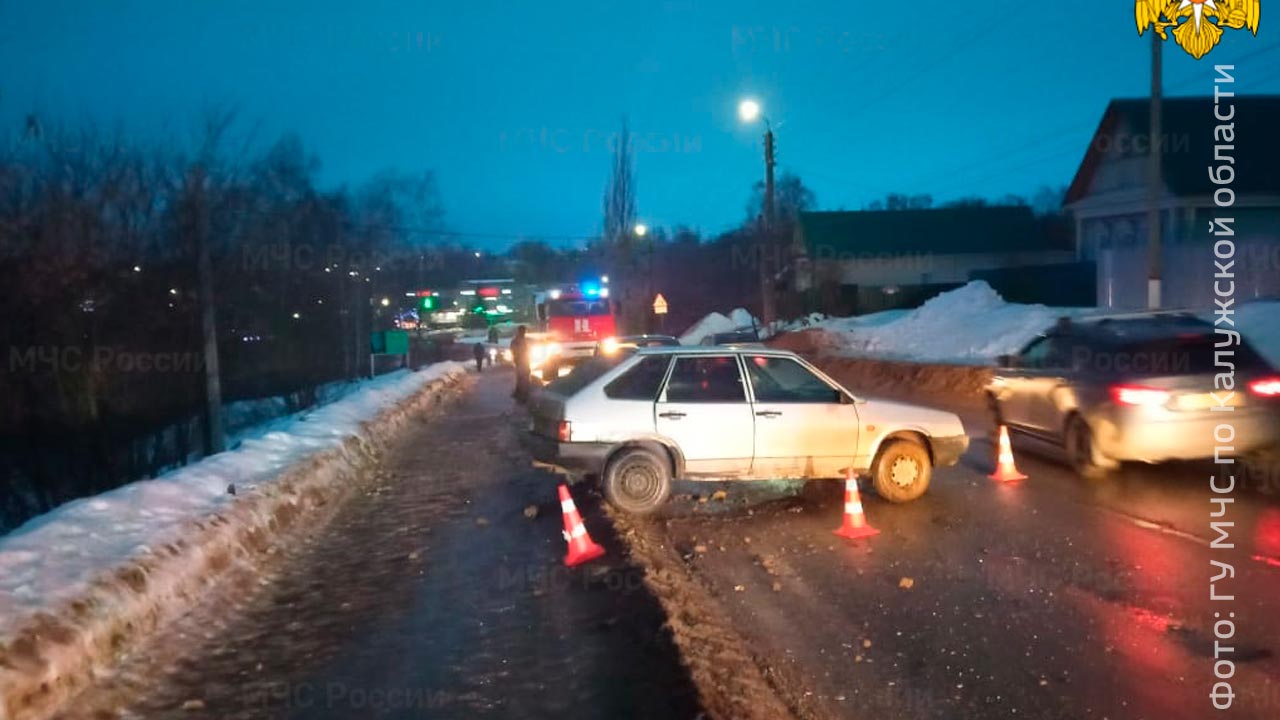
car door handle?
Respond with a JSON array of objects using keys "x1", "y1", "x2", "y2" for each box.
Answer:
[
  {"x1": 659, "y1": 411, "x2": 686, "y2": 419},
  {"x1": 755, "y1": 410, "x2": 782, "y2": 418}
]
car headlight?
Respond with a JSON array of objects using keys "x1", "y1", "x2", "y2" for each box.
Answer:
[
  {"x1": 547, "y1": 342, "x2": 562, "y2": 356},
  {"x1": 601, "y1": 337, "x2": 620, "y2": 355}
]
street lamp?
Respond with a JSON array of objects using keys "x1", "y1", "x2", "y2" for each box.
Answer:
[
  {"x1": 633, "y1": 222, "x2": 648, "y2": 238},
  {"x1": 737, "y1": 97, "x2": 777, "y2": 326}
]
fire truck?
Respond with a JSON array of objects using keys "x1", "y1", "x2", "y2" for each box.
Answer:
[{"x1": 528, "y1": 280, "x2": 616, "y2": 380}]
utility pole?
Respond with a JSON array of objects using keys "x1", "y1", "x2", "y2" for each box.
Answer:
[
  {"x1": 1146, "y1": 31, "x2": 1163, "y2": 309},
  {"x1": 760, "y1": 126, "x2": 777, "y2": 326},
  {"x1": 192, "y1": 166, "x2": 224, "y2": 454}
]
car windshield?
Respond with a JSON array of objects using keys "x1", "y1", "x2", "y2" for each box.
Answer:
[{"x1": 548, "y1": 299, "x2": 611, "y2": 316}]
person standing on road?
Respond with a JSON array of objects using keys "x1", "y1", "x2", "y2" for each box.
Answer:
[
  {"x1": 486, "y1": 325, "x2": 500, "y2": 367},
  {"x1": 510, "y1": 325, "x2": 531, "y2": 403},
  {"x1": 472, "y1": 342, "x2": 485, "y2": 373}
]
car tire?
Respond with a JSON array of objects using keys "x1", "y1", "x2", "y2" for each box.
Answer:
[
  {"x1": 603, "y1": 448, "x2": 672, "y2": 515},
  {"x1": 870, "y1": 439, "x2": 932, "y2": 503},
  {"x1": 1066, "y1": 415, "x2": 1113, "y2": 480}
]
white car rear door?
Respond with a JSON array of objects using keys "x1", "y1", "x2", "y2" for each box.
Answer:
[{"x1": 655, "y1": 354, "x2": 754, "y2": 476}]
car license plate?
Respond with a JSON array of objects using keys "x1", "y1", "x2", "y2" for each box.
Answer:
[{"x1": 1175, "y1": 392, "x2": 1244, "y2": 410}]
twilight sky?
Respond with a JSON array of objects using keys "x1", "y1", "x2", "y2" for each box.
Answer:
[{"x1": 1, "y1": 0, "x2": 1277, "y2": 247}]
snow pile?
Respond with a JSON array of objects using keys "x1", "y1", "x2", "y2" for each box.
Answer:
[
  {"x1": 0, "y1": 362, "x2": 466, "y2": 719},
  {"x1": 223, "y1": 375, "x2": 372, "y2": 438},
  {"x1": 680, "y1": 308, "x2": 761, "y2": 345},
  {"x1": 0, "y1": 363, "x2": 461, "y2": 621},
  {"x1": 805, "y1": 281, "x2": 1086, "y2": 365},
  {"x1": 786, "y1": 283, "x2": 1280, "y2": 368}
]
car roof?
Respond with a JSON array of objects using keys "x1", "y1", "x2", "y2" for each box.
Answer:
[
  {"x1": 1065, "y1": 314, "x2": 1215, "y2": 343},
  {"x1": 633, "y1": 345, "x2": 795, "y2": 357}
]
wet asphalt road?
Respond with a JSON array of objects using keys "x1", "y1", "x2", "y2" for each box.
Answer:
[
  {"x1": 60, "y1": 369, "x2": 702, "y2": 720},
  {"x1": 56, "y1": 367, "x2": 1280, "y2": 720},
  {"x1": 635, "y1": 399, "x2": 1280, "y2": 719}
]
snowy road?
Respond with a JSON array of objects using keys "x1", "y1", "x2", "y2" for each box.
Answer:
[
  {"x1": 55, "y1": 368, "x2": 1280, "y2": 720},
  {"x1": 60, "y1": 370, "x2": 701, "y2": 720}
]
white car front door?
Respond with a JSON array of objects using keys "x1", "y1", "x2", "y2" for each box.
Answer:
[
  {"x1": 743, "y1": 355, "x2": 859, "y2": 478},
  {"x1": 655, "y1": 354, "x2": 755, "y2": 477}
]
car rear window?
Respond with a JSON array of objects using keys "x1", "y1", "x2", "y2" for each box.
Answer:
[
  {"x1": 1092, "y1": 335, "x2": 1275, "y2": 375},
  {"x1": 664, "y1": 356, "x2": 746, "y2": 403},
  {"x1": 604, "y1": 355, "x2": 671, "y2": 400},
  {"x1": 544, "y1": 356, "x2": 619, "y2": 396}
]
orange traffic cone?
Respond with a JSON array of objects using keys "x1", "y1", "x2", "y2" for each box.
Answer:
[
  {"x1": 558, "y1": 484, "x2": 605, "y2": 567},
  {"x1": 833, "y1": 472, "x2": 879, "y2": 540},
  {"x1": 989, "y1": 425, "x2": 1027, "y2": 482}
]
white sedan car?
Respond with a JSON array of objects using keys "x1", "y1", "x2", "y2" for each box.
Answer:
[{"x1": 527, "y1": 347, "x2": 969, "y2": 514}]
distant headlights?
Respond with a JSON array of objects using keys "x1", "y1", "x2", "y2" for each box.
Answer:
[
  {"x1": 601, "y1": 336, "x2": 620, "y2": 355},
  {"x1": 530, "y1": 342, "x2": 562, "y2": 366}
]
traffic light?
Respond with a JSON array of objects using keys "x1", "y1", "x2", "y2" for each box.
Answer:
[{"x1": 419, "y1": 296, "x2": 437, "y2": 311}]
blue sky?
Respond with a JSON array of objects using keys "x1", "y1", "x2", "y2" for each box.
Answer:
[{"x1": 2, "y1": 0, "x2": 1277, "y2": 246}]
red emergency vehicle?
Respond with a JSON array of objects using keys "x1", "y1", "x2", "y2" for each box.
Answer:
[{"x1": 530, "y1": 281, "x2": 616, "y2": 379}]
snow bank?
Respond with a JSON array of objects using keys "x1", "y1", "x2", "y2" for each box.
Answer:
[
  {"x1": 795, "y1": 282, "x2": 1280, "y2": 368},
  {"x1": 0, "y1": 362, "x2": 468, "y2": 720},
  {"x1": 802, "y1": 281, "x2": 1086, "y2": 365},
  {"x1": 680, "y1": 308, "x2": 761, "y2": 345}
]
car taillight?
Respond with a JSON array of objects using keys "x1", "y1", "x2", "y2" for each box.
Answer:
[
  {"x1": 557, "y1": 420, "x2": 572, "y2": 442},
  {"x1": 1249, "y1": 377, "x2": 1280, "y2": 397},
  {"x1": 1110, "y1": 385, "x2": 1171, "y2": 407}
]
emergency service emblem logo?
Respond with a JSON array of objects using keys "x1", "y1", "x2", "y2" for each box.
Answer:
[{"x1": 1136, "y1": 1, "x2": 1261, "y2": 59}]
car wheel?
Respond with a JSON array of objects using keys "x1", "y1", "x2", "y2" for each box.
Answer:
[
  {"x1": 603, "y1": 448, "x2": 672, "y2": 515},
  {"x1": 871, "y1": 439, "x2": 932, "y2": 503},
  {"x1": 1066, "y1": 415, "x2": 1113, "y2": 480}
]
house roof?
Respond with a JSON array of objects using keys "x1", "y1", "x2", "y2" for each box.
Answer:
[
  {"x1": 796, "y1": 205, "x2": 1050, "y2": 256},
  {"x1": 1065, "y1": 95, "x2": 1280, "y2": 204}
]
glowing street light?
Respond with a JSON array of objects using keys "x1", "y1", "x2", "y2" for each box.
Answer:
[
  {"x1": 633, "y1": 223, "x2": 648, "y2": 238},
  {"x1": 736, "y1": 96, "x2": 777, "y2": 325}
]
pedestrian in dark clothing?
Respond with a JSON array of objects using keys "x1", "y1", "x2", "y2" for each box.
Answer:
[
  {"x1": 472, "y1": 342, "x2": 486, "y2": 373},
  {"x1": 510, "y1": 325, "x2": 531, "y2": 403}
]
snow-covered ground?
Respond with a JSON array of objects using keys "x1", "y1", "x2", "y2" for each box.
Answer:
[
  {"x1": 0, "y1": 362, "x2": 465, "y2": 632},
  {"x1": 785, "y1": 281, "x2": 1280, "y2": 367},
  {"x1": 680, "y1": 308, "x2": 761, "y2": 345}
]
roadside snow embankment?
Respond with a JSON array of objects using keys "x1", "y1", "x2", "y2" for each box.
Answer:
[
  {"x1": 803, "y1": 281, "x2": 1086, "y2": 365},
  {"x1": 771, "y1": 282, "x2": 1280, "y2": 408},
  {"x1": 0, "y1": 362, "x2": 468, "y2": 720},
  {"x1": 680, "y1": 308, "x2": 761, "y2": 345}
]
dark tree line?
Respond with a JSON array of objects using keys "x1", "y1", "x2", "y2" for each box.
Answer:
[{"x1": 0, "y1": 115, "x2": 460, "y2": 530}]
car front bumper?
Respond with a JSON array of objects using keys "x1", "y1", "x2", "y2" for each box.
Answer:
[
  {"x1": 525, "y1": 433, "x2": 611, "y2": 477},
  {"x1": 931, "y1": 434, "x2": 970, "y2": 467}
]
